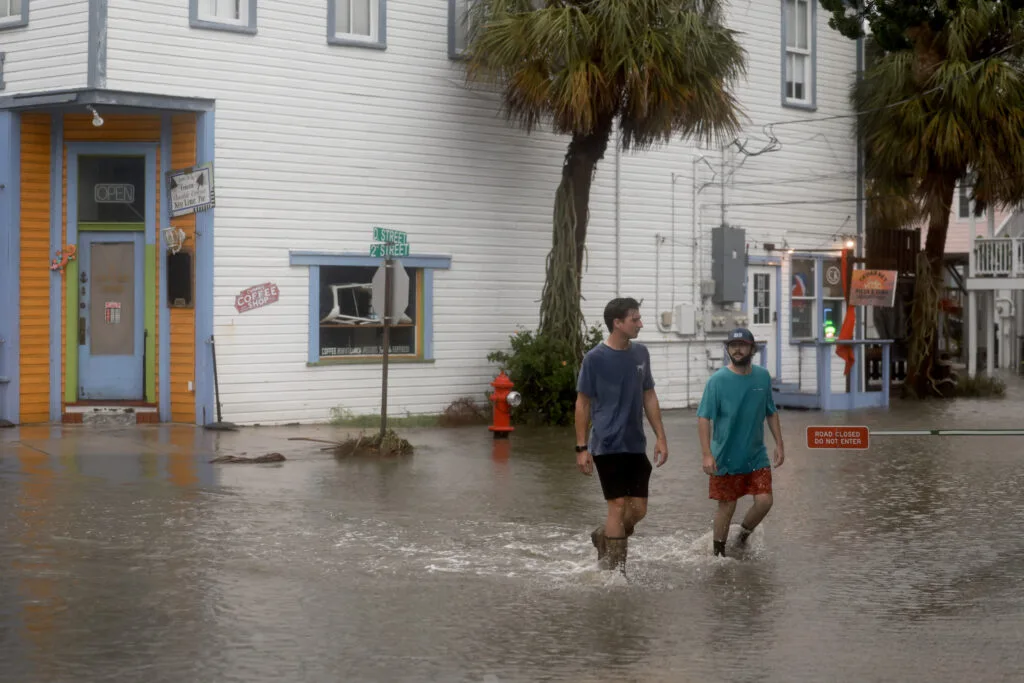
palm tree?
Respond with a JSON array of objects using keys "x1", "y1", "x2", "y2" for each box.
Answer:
[
  {"x1": 462, "y1": 0, "x2": 746, "y2": 360},
  {"x1": 836, "y1": 0, "x2": 1024, "y2": 396}
]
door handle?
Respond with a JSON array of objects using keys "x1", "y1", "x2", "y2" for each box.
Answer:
[{"x1": 79, "y1": 317, "x2": 86, "y2": 346}]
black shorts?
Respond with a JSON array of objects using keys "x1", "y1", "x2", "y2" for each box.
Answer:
[{"x1": 593, "y1": 452, "x2": 653, "y2": 501}]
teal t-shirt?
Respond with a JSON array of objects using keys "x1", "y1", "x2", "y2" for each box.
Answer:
[{"x1": 696, "y1": 365, "x2": 777, "y2": 475}]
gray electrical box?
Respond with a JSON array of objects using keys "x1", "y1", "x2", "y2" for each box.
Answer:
[{"x1": 711, "y1": 225, "x2": 746, "y2": 304}]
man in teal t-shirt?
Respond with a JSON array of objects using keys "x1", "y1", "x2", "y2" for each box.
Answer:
[{"x1": 697, "y1": 328, "x2": 785, "y2": 557}]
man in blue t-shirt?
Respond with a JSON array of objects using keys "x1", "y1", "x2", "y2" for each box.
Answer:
[
  {"x1": 697, "y1": 328, "x2": 786, "y2": 558},
  {"x1": 575, "y1": 297, "x2": 669, "y2": 572}
]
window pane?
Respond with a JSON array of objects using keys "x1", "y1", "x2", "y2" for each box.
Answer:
[
  {"x1": 823, "y1": 258, "x2": 844, "y2": 299},
  {"x1": 796, "y1": 0, "x2": 809, "y2": 50},
  {"x1": 319, "y1": 265, "x2": 419, "y2": 358},
  {"x1": 211, "y1": 0, "x2": 240, "y2": 20},
  {"x1": 791, "y1": 258, "x2": 815, "y2": 297},
  {"x1": 823, "y1": 298, "x2": 844, "y2": 339},
  {"x1": 352, "y1": 0, "x2": 371, "y2": 36},
  {"x1": 455, "y1": 0, "x2": 470, "y2": 52},
  {"x1": 753, "y1": 273, "x2": 771, "y2": 325},
  {"x1": 785, "y1": 0, "x2": 797, "y2": 48},
  {"x1": 335, "y1": 0, "x2": 351, "y2": 34},
  {"x1": 1, "y1": 0, "x2": 21, "y2": 18},
  {"x1": 78, "y1": 156, "x2": 147, "y2": 224},
  {"x1": 959, "y1": 183, "x2": 970, "y2": 218},
  {"x1": 791, "y1": 299, "x2": 813, "y2": 339}
]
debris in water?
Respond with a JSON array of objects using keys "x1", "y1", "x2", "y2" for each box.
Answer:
[
  {"x1": 210, "y1": 453, "x2": 286, "y2": 464},
  {"x1": 334, "y1": 430, "x2": 414, "y2": 458}
]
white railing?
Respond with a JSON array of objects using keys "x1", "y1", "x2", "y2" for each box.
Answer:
[{"x1": 972, "y1": 237, "x2": 1024, "y2": 277}]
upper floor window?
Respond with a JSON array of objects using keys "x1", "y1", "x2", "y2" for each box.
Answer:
[
  {"x1": 190, "y1": 0, "x2": 257, "y2": 34},
  {"x1": 329, "y1": 0, "x2": 386, "y2": 49},
  {"x1": 0, "y1": 0, "x2": 29, "y2": 31},
  {"x1": 783, "y1": 0, "x2": 815, "y2": 109},
  {"x1": 449, "y1": 0, "x2": 475, "y2": 59}
]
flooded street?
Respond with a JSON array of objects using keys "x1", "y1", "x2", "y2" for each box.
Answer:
[{"x1": 2, "y1": 378, "x2": 1024, "y2": 683}]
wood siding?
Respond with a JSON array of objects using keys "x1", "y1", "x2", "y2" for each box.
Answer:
[
  {"x1": 170, "y1": 115, "x2": 197, "y2": 423},
  {"x1": 18, "y1": 115, "x2": 52, "y2": 423}
]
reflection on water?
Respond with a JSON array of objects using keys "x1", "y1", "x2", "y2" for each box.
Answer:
[{"x1": 1, "y1": 378, "x2": 1024, "y2": 682}]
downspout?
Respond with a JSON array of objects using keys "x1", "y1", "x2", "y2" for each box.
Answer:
[
  {"x1": 855, "y1": 29, "x2": 866, "y2": 390},
  {"x1": 615, "y1": 125, "x2": 621, "y2": 297}
]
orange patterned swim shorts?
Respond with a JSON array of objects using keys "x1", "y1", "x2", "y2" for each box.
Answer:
[{"x1": 709, "y1": 467, "x2": 773, "y2": 501}]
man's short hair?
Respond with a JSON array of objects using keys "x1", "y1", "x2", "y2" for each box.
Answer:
[{"x1": 604, "y1": 297, "x2": 641, "y2": 332}]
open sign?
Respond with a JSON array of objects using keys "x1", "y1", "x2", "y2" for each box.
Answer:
[{"x1": 94, "y1": 183, "x2": 136, "y2": 204}]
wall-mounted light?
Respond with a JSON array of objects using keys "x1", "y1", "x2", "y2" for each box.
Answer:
[
  {"x1": 87, "y1": 105, "x2": 104, "y2": 127},
  {"x1": 845, "y1": 239, "x2": 855, "y2": 249}
]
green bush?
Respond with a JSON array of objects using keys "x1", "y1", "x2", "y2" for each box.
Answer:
[{"x1": 487, "y1": 325, "x2": 604, "y2": 426}]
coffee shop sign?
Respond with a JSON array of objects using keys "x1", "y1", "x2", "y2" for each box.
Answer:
[{"x1": 235, "y1": 283, "x2": 280, "y2": 314}]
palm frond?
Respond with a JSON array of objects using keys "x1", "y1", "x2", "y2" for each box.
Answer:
[{"x1": 464, "y1": 0, "x2": 746, "y2": 148}]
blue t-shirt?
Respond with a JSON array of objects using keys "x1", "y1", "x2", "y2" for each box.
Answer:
[
  {"x1": 576, "y1": 342, "x2": 654, "y2": 456},
  {"x1": 696, "y1": 365, "x2": 777, "y2": 475}
]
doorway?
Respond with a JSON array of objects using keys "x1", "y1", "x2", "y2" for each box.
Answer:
[
  {"x1": 747, "y1": 265, "x2": 777, "y2": 376},
  {"x1": 67, "y1": 149, "x2": 155, "y2": 403}
]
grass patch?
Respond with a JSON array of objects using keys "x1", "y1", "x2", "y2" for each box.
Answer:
[
  {"x1": 328, "y1": 397, "x2": 490, "y2": 429},
  {"x1": 329, "y1": 406, "x2": 440, "y2": 428},
  {"x1": 954, "y1": 374, "x2": 1007, "y2": 398}
]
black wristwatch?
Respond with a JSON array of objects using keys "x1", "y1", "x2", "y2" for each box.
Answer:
[{"x1": 575, "y1": 445, "x2": 588, "y2": 453}]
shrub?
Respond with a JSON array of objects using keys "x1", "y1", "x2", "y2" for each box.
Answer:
[{"x1": 487, "y1": 325, "x2": 604, "y2": 426}]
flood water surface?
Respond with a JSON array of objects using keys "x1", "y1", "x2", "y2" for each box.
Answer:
[{"x1": 2, "y1": 379, "x2": 1024, "y2": 682}]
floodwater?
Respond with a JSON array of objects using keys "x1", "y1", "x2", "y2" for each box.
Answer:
[{"x1": 2, "y1": 378, "x2": 1024, "y2": 683}]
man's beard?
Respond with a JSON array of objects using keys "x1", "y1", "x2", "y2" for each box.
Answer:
[{"x1": 732, "y1": 352, "x2": 753, "y2": 367}]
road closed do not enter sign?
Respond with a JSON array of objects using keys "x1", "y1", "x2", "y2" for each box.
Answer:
[{"x1": 806, "y1": 426, "x2": 870, "y2": 450}]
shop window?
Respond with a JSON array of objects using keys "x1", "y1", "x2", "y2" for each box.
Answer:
[
  {"x1": 290, "y1": 251, "x2": 451, "y2": 365},
  {"x1": 790, "y1": 258, "x2": 815, "y2": 340},
  {"x1": 318, "y1": 264, "x2": 420, "y2": 359},
  {"x1": 790, "y1": 256, "x2": 845, "y2": 341},
  {"x1": 78, "y1": 155, "x2": 147, "y2": 224}
]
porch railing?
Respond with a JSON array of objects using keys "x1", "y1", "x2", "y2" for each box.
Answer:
[{"x1": 972, "y1": 237, "x2": 1024, "y2": 277}]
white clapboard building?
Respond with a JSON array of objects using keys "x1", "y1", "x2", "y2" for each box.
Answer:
[{"x1": 0, "y1": 1, "x2": 881, "y2": 427}]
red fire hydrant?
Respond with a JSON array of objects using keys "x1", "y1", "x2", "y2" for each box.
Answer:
[{"x1": 488, "y1": 371, "x2": 521, "y2": 439}]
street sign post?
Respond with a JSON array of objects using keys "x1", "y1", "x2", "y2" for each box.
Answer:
[{"x1": 370, "y1": 227, "x2": 411, "y2": 439}]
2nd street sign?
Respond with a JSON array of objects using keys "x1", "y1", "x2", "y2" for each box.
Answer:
[
  {"x1": 370, "y1": 243, "x2": 410, "y2": 258},
  {"x1": 373, "y1": 227, "x2": 407, "y2": 244}
]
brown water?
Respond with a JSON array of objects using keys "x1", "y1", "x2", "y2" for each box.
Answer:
[{"x1": 2, "y1": 377, "x2": 1024, "y2": 683}]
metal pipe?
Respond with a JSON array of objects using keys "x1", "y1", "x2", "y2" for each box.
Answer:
[{"x1": 615, "y1": 125, "x2": 621, "y2": 296}]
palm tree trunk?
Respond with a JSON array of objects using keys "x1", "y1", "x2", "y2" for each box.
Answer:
[
  {"x1": 538, "y1": 118, "x2": 614, "y2": 360},
  {"x1": 906, "y1": 174, "x2": 957, "y2": 397}
]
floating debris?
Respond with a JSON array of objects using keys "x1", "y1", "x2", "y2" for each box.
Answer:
[{"x1": 333, "y1": 430, "x2": 414, "y2": 458}]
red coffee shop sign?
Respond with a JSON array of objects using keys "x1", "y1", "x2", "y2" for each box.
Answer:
[{"x1": 235, "y1": 283, "x2": 280, "y2": 314}]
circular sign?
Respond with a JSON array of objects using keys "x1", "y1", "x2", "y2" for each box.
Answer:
[{"x1": 826, "y1": 265, "x2": 841, "y2": 287}]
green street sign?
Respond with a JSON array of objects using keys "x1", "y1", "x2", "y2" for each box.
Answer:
[
  {"x1": 370, "y1": 243, "x2": 410, "y2": 258},
  {"x1": 373, "y1": 226, "x2": 407, "y2": 244}
]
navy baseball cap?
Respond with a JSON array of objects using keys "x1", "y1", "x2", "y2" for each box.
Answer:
[{"x1": 726, "y1": 327, "x2": 755, "y2": 345}]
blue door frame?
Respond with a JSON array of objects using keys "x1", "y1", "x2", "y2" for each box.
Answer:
[{"x1": 77, "y1": 231, "x2": 146, "y2": 400}]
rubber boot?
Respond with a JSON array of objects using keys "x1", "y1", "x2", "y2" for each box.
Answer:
[
  {"x1": 591, "y1": 526, "x2": 607, "y2": 564},
  {"x1": 604, "y1": 536, "x2": 628, "y2": 573}
]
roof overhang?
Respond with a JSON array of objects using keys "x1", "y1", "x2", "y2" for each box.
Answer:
[{"x1": 0, "y1": 88, "x2": 215, "y2": 113}]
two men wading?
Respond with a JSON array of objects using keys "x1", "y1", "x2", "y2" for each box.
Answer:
[{"x1": 575, "y1": 300, "x2": 784, "y2": 570}]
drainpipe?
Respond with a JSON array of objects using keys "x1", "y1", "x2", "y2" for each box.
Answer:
[{"x1": 615, "y1": 125, "x2": 621, "y2": 297}]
